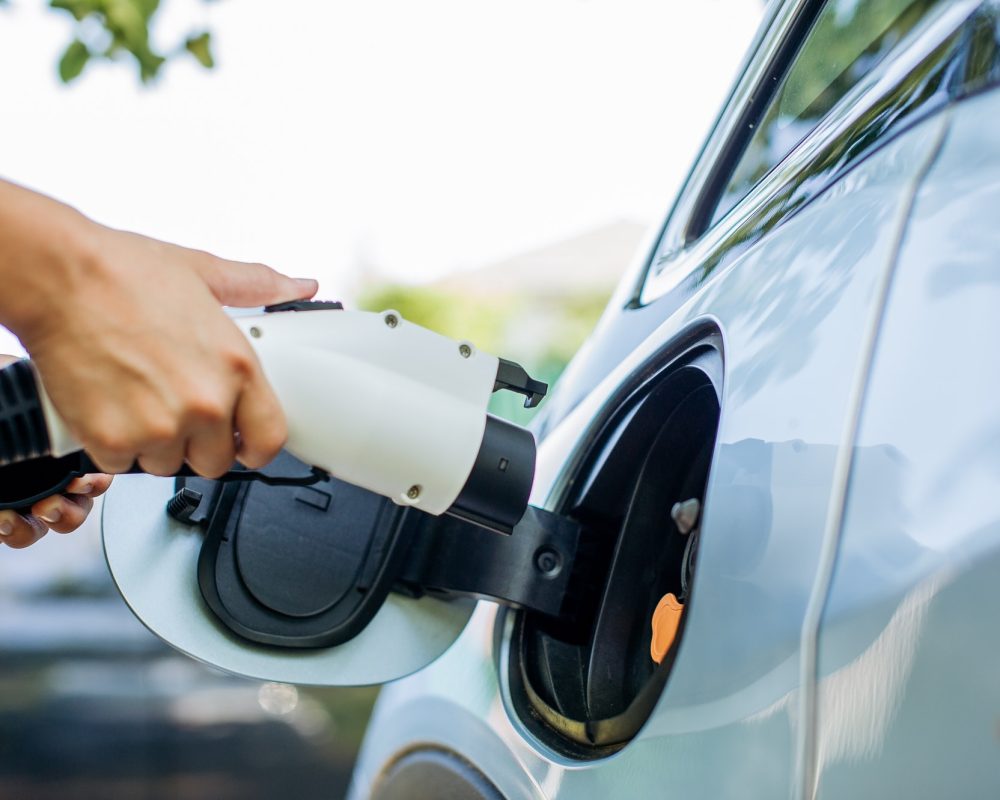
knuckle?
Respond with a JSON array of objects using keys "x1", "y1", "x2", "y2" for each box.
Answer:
[
  {"x1": 224, "y1": 346, "x2": 257, "y2": 381},
  {"x1": 89, "y1": 429, "x2": 132, "y2": 455},
  {"x1": 141, "y1": 419, "x2": 181, "y2": 447},
  {"x1": 187, "y1": 394, "x2": 231, "y2": 425}
]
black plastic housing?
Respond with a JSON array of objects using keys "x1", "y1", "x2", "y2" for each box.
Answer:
[
  {"x1": 448, "y1": 414, "x2": 536, "y2": 534},
  {"x1": 195, "y1": 459, "x2": 417, "y2": 648},
  {"x1": 508, "y1": 341, "x2": 722, "y2": 756},
  {"x1": 0, "y1": 359, "x2": 50, "y2": 467},
  {"x1": 180, "y1": 451, "x2": 580, "y2": 649}
]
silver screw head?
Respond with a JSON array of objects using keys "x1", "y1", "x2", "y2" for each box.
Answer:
[
  {"x1": 249, "y1": 326, "x2": 262, "y2": 339},
  {"x1": 384, "y1": 314, "x2": 399, "y2": 328},
  {"x1": 406, "y1": 485, "x2": 421, "y2": 500},
  {"x1": 459, "y1": 343, "x2": 472, "y2": 358}
]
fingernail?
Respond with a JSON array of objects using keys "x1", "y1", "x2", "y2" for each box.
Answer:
[
  {"x1": 38, "y1": 508, "x2": 61, "y2": 524},
  {"x1": 0, "y1": 522, "x2": 12, "y2": 537},
  {"x1": 76, "y1": 482, "x2": 93, "y2": 495},
  {"x1": 294, "y1": 278, "x2": 318, "y2": 290}
]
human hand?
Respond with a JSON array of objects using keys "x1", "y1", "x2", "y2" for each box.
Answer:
[
  {"x1": 0, "y1": 473, "x2": 114, "y2": 549},
  {"x1": 0, "y1": 181, "x2": 318, "y2": 478},
  {"x1": 0, "y1": 354, "x2": 114, "y2": 549}
]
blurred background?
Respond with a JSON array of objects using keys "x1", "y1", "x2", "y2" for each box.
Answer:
[{"x1": 0, "y1": 1, "x2": 762, "y2": 797}]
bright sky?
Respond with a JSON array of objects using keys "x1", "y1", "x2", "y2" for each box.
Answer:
[{"x1": 0, "y1": 0, "x2": 761, "y2": 356}]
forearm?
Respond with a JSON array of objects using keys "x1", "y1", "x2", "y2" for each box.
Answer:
[{"x1": 0, "y1": 178, "x2": 97, "y2": 339}]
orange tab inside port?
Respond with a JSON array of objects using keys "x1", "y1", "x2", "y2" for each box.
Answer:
[{"x1": 650, "y1": 593, "x2": 684, "y2": 664}]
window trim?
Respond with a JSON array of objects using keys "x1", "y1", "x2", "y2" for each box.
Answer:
[
  {"x1": 638, "y1": 0, "x2": 980, "y2": 307},
  {"x1": 634, "y1": 0, "x2": 815, "y2": 280},
  {"x1": 684, "y1": 0, "x2": 825, "y2": 241}
]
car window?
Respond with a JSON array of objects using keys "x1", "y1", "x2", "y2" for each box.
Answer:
[{"x1": 705, "y1": 0, "x2": 939, "y2": 231}]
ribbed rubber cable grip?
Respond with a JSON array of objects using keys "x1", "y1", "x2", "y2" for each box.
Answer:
[{"x1": 0, "y1": 360, "x2": 51, "y2": 467}]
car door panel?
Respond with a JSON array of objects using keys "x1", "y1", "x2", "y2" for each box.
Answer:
[{"x1": 813, "y1": 88, "x2": 1000, "y2": 800}]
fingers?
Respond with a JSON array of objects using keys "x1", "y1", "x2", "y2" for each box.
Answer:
[
  {"x1": 65, "y1": 473, "x2": 113, "y2": 498},
  {"x1": 193, "y1": 256, "x2": 318, "y2": 308},
  {"x1": 31, "y1": 492, "x2": 93, "y2": 534},
  {"x1": 137, "y1": 441, "x2": 187, "y2": 477},
  {"x1": 0, "y1": 510, "x2": 48, "y2": 549},
  {"x1": 185, "y1": 422, "x2": 238, "y2": 478},
  {"x1": 85, "y1": 442, "x2": 138, "y2": 474},
  {"x1": 0, "y1": 475, "x2": 111, "y2": 549},
  {"x1": 233, "y1": 368, "x2": 287, "y2": 469}
]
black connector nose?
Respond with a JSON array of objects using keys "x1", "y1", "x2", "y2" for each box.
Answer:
[{"x1": 447, "y1": 415, "x2": 536, "y2": 534}]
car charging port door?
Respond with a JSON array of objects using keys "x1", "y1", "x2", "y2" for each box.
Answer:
[{"x1": 103, "y1": 448, "x2": 582, "y2": 686}]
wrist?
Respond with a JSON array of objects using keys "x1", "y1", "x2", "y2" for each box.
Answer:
[{"x1": 0, "y1": 190, "x2": 104, "y2": 342}]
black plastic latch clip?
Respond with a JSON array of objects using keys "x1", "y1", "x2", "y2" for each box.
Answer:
[{"x1": 494, "y1": 358, "x2": 548, "y2": 409}]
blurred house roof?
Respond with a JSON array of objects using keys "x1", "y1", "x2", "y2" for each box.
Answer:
[{"x1": 432, "y1": 220, "x2": 648, "y2": 298}]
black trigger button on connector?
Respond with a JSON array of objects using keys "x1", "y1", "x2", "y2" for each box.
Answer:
[{"x1": 263, "y1": 300, "x2": 344, "y2": 313}]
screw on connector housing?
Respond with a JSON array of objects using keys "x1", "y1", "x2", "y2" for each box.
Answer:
[
  {"x1": 384, "y1": 314, "x2": 399, "y2": 328},
  {"x1": 406, "y1": 485, "x2": 421, "y2": 500},
  {"x1": 459, "y1": 344, "x2": 472, "y2": 358},
  {"x1": 534, "y1": 546, "x2": 562, "y2": 577},
  {"x1": 671, "y1": 498, "x2": 701, "y2": 536},
  {"x1": 249, "y1": 326, "x2": 262, "y2": 339}
]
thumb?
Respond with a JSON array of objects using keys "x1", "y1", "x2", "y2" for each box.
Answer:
[{"x1": 194, "y1": 257, "x2": 318, "y2": 307}]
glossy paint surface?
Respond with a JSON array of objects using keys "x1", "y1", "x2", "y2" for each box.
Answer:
[
  {"x1": 348, "y1": 114, "x2": 948, "y2": 800},
  {"x1": 813, "y1": 90, "x2": 1000, "y2": 799}
]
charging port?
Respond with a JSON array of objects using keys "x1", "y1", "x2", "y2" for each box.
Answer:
[{"x1": 507, "y1": 341, "x2": 722, "y2": 757}]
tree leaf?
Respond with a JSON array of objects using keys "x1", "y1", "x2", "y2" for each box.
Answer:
[
  {"x1": 185, "y1": 31, "x2": 214, "y2": 69},
  {"x1": 137, "y1": 52, "x2": 166, "y2": 83},
  {"x1": 58, "y1": 39, "x2": 91, "y2": 82},
  {"x1": 134, "y1": 0, "x2": 160, "y2": 23},
  {"x1": 49, "y1": 0, "x2": 94, "y2": 23}
]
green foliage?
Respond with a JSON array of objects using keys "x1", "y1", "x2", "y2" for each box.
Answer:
[
  {"x1": 57, "y1": 37, "x2": 90, "y2": 81},
  {"x1": 359, "y1": 285, "x2": 512, "y2": 355},
  {"x1": 184, "y1": 30, "x2": 213, "y2": 68},
  {"x1": 28, "y1": 0, "x2": 217, "y2": 84}
]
